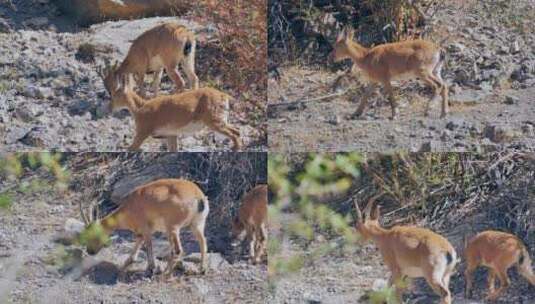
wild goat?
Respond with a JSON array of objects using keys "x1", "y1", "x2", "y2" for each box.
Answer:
[
  {"x1": 80, "y1": 178, "x2": 209, "y2": 276},
  {"x1": 353, "y1": 192, "x2": 457, "y2": 304},
  {"x1": 103, "y1": 22, "x2": 199, "y2": 98},
  {"x1": 231, "y1": 184, "x2": 268, "y2": 264},
  {"x1": 464, "y1": 230, "x2": 535, "y2": 300},
  {"x1": 97, "y1": 65, "x2": 242, "y2": 151},
  {"x1": 332, "y1": 27, "x2": 448, "y2": 119}
]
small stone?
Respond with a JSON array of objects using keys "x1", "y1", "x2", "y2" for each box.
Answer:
[
  {"x1": 19, "y1": 126, "x2": 46, "y2": 147},
  {"x1": 452, "y1": 89, "x2": 492, "y2": 104},
  {"x1": 0, "y1": 18, "x2": 11, "y2": 33},
  {"x1": 521, "y1": 124, "x2": 534, "y2": 136},
  {"x1": 504, "y1": 94, "x2": 519, "y2": 105},
  {"x1": 24, "y1": 17, "x2": 49, "y2": 28},
  {"x1": 326, "y1": 115, "x2": 340, "y2": 126},
  {"x1": 497, "y1": 45, "x2": 509, "y2": 55},
  {"x1": 510, "y1": 40, "x2": 520, "y2": 54},
  {"x1": 372, "y1": 278, "x2": 388, "y2": 291},
  {"x1": 83, "y1": 261, "x2": 120, "y2": 285},
  {"x1": 23, "y1": 85, "x2": 54, "y2": 99},
  {"x1": 446, "y1": 121, "x2": 458, "y2": 131},
  {"x1": 15, "y1": 106, "x2": 36, "y2": 123},
  {"x1": 440, "y1": 130, "x2": 452, "y2": 141},
  {"x1": 419, "y1": 141, "x2": 440, "y2": 152},
  {"x1": 68, "y1": 100, "x2": 92, "y2": 116},
  {"x1": 483, "y1": 124, "x2": 515, "y2": 143},
  {"x1": 449, "y1": 43, "x2": 466, "y2": 53}
]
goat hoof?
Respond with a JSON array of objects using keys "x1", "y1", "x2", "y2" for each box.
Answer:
[
  {"x1": 145, "y1": 268, "x2": 154, "y2": 277},
  {"x1": 145, "y1": 265, "x2": 161, "y2": 277},
  {"x1": 348, "y1": 113, "x2": 361, "y2": 120}
]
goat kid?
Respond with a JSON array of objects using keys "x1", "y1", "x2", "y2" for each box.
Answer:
[
  {"x1": 332, "y1": 27, "x2": 448, "y2": 119},
  {"x1": 231, "y1": 184, "x2": 268, "y2": 264},
  {"x1": 464, "y1": 230, "x2": 535, "y2": 300},
  {"x1": 98, "y1": 66, "x2": 242, "y2": 152}
]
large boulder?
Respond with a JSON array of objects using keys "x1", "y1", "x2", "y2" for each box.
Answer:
[{"x1": 54, "y1": 0, "x2": 191, "y2": 25}]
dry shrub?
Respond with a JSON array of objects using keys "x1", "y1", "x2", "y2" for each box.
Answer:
[
  {"x1": 191, "y1": 0, "x2": 267, "y2": 132},
  {"x1": 70, "y1": 153, "x2": 267, "y2": 237},
  {"x1": 268, "y1": 0, "x2": 439, "y2": 64}
]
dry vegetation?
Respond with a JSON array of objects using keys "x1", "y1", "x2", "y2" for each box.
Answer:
[
  {"x1": 268, "y1": 0, "x2": 441, "y2": 64},
  {"x1": 192, "y1": 0, "x2": 267, "y2": 138},
  {"x1": 0, "y1": 152, "x2": 268, "y2": 303},
  {"x1": 269, "y1": 152, "x2": 535, "y2": 303}
]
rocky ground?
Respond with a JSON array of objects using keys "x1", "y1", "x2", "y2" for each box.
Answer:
[
  {"x1": 268, "y1": 0, "x2": 535, "y2": 152},
  {"x1": 0, "y1": 0, "x2": 265, "y2": 152},
  {"x1": 270, "y1": 229, "x2": 535, "y2": 304},
  {"x1": 0, "y1": 154, "x2": 268, "y2": 304},
  {"x1": 270, "y1": 206, "x2": 535, "y2": 304},
  {"x1": 268, "y1": 153, "x2": 535, "y2": 304}
]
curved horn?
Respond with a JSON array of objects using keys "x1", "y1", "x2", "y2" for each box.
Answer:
[
  {"x1": 364, "y1": 191, "x2": 384, "y2": 218},
  {"x1": 345, "y1": 26, "x2": 355, "y2": 40},
  {"x1": 353, "y1": 197, "x2": 363, "y2": 224},
  {"x1": 336, "y1": 27, "x2": 345, "y2": 42}
]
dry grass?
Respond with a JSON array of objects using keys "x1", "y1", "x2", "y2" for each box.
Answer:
[{"x1": 190, "y1": 1, "x2": 267, "y2": 140}]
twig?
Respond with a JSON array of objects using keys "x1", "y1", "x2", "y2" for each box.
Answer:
[
  {"x1": 269, "y1": 90, "x2": 348, "y2": 108},
  {"x1": 486, "y1": 151, "x2": 517, "y2": 174}
]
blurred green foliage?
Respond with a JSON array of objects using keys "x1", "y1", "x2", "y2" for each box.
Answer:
[
  {"x1": 78, "y1": 222, "x2": 110, "y2": 250},
  {"x1": 267, "y1": 152, "x2": 493, "y2": 299},
  {"x1": 0, "y1": 153, "x2": 69, "y2": 211},
  {"x1": 268, "y1": 153, "x2": 363, "y2": 280}
]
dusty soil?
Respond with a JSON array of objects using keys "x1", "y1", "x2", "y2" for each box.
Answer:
[
  {"x1": 0, "y1": 155, "x2": 268, "y2": 304},
  {"x1": 268, "y1": 153, "x2": 535, "y2": 304},
  {"x1": 0, "y1": 0, "x2": 265, "y2": 152},
  {"x1": 269, "y1": 217, "x2": 535, "y2": 304},
  {"x1": 268, "y1": 1, "x2": 535, "y2": 152}
]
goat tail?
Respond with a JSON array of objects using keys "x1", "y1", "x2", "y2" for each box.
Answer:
[{"x1": 198, "y1": 196, "x2": 209, "y2": 213}]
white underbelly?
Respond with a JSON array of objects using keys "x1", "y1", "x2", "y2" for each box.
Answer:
[
  {"x1": 402, "y1": 266, "x2": 425, "y2": 278},
  {"x1": 153, "y1": 121, "x2": 206, "y2": 137},
  {"x1": 391, "y1": 71, "x2": 418, "y2": 81},
  {"x1": 151, "y1": 217, "x2": 167, "y2": 232},
  {"x1": 149, "y1": 55, "x2": 164, "y2": 71}
]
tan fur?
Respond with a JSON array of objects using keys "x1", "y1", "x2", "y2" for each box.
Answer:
[
  {"x1": 231, "y1": 184, "x2": 268, "y2": 264},
  {"x1": 100, "y1": 71, "x2": 242, "y2": 152},
  {"x1": 332, "y1": 27, "x2": 449, "y2": 119},
  {"x1": 464, "y1": 230, "x2": 535, "y2": 300},
  {"x1": 84, "y1": 179, "x2": 209, "y2": 277},
  {"x1": 354, "y1": 193, "x2": 457, "y2": 304},
  {"x1": 103, "y1": 22, "x2": 199, "y2": 97}
]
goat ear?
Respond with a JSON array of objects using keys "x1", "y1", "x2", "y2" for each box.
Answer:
[
  {"x1": 371, "y1": 205, "x2": 381, "y2": 221},
  {"x1": 121, "y1": 75, "x2": 128, "y2": 94},
  {"x1": 112, "y1": 60, "x2": 119, "y2": 73},
  {"x1": 353, "y1": 197, "x2": 363, "y2": 224},
  {"x1": 345, "y1": 27, "x2": 355, "y2": 41},
  {"x1": 336, "y1": 27, "x2": 345, "y2": 42},
  {"x1": 114, "y1": 75, "x2": 121, "y2": 92}
]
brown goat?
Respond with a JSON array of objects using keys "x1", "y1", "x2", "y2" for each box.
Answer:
[
  {"x1": 104, "y1": 22, "x2": 199, "y2": 98},
  {"x1": 464, "y1": 230, "x2": 535, "y2": 300},
  {"x1": 332, "y1": 27, "x2": 448, "y2": 119},
  {"x1": 231, "y1": 184, "x2": 268, "y2": 264},
  {"x1": 354, "y1": 192, "x2": 457, "y2": 304},
  {"x1": 97, "y1": 68, "x2": 242, "y2": 152},
  {"x1": 80, "y1": 178, "x2": 209, "y2": 277}
]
